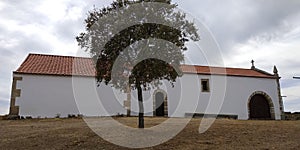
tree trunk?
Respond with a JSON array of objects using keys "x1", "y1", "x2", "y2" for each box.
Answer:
[{"x1": 137, "y1": 84, "x2": 144, "y2": 128}]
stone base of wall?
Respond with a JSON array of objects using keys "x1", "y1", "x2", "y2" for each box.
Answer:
[
  {"x1": 9, "y1": 106, "x2": 19, "y2": 116},
  {"x1": 185, "y1": 113, "x2": 238, "y2": 119},
  {"x1": 0, "y1": 115, "x2": 20, "y2": 120}
]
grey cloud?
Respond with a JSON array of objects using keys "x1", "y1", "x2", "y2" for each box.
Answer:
[
  {"x1": 175, "y1": 0, "x2": 300, "y2": 52},
  {"x1": 55, "y1": 21, "x2": 82, "y2": 43},
  {"x1": 284, "y1": 100, "x2": 300, "y2": 112},
  {"x1": 0, "y1": 99, "x2": 9, "y2": 105},
  {"x1": 53, "y1": 0, "x2": 115, "y2": 43},
  {"x1": 1, "y1": 0, "x2": 47, "y2": 24},
  {"x1": 0, "y1": 98, "x2": 9, "y2": 114},
  {"x1": 282, "y1": 79, "x2": 300, "y2": 89}
]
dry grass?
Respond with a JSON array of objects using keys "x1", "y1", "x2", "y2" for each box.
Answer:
[{"x1": 0, "y1": 117, "x2": 299, "y2": 149}]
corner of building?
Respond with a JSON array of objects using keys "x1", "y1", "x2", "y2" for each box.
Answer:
[{"x1": 8, "y1": 73, "x2": 23, "y2": 118}]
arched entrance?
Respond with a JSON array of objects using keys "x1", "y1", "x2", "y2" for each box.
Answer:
[
  {"x1": 155, "y1": 92, "x2": 164, "y2": 116},
  {"x1": 248, "y1": 91, "x2": 275, "y2": 120},
  {"x1": 153, "y1": 90, "x2": 168, "y2": 117}
]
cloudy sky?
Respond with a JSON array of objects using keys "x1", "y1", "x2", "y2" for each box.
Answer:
[{"x1": 1, "y1": 0, "x2": 300, "y2": 115}]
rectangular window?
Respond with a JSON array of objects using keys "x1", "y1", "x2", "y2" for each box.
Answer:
[{"x1": 201, "y1": 79, "x2": 210, "y2": 92}]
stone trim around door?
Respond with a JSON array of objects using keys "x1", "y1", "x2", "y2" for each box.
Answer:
[
  {"x1": 247, "y1": 91, "x2": 275, "y2": 120},
  {"x1": 153, "y1": 89, "x2": 168, "y2": 117},
  {"x1": 9, "y1": 76, "x2": 23, "y2": 116},
  {"x1": 123, "y1": 86, "x2": 131, "y2": 116}
]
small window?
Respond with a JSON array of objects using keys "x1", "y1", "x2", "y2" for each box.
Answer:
[{"x1": 201, "y1": 79, "x2": 210, "y2": 92}]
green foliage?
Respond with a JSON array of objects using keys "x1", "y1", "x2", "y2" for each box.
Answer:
[{"x1": 76, "y1": 0, "x2": 199, "y2": 90}]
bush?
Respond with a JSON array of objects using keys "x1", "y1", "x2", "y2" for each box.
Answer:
[
  {"x1": 25, "y1": 116, "x2": 32, "y2": 119},
  {"x1": 68, "y1": 114, "x2": 76, "y2": 118},
  {"x1": 55, "y1": 114, "x2": 61, "y2": 118},
  {"x1": 77, "y1": 114, "x2": 83, "y2": 118}
]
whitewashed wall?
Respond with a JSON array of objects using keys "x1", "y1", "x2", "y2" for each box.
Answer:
[
  {"x1": 14, "y1": 73, "x2": 281, "y2": 119},
  {"x1": 129, "y1": 74, "x2": 280, "y2": 120},
  {"x1": 15, "y1": 74, "x2": 127, "y2": 118},
  {"x1": 216, "y1": 75, "x2": 281, "y2": 120}
]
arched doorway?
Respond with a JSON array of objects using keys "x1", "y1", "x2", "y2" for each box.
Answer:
[
  {"x1": 153, "y1": 90, "x2": 168, "y2": 117},
  {"x1": 248, "y1": 91, "x2": 275, "y2": 120},
  {"x1": 155, "y1": 92, "x2": 164, "y2": 116}
]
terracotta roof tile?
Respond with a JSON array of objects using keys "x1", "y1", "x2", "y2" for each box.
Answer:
[
  {"x1": 14, "y1": 54, "x2": 276, "y2": 79},
  {"x1": 180, "y1": 65, "x2": 275, "y2": 78},
  {"x1": 15, "y1": 54, "x2": 95, "y2": 77}
]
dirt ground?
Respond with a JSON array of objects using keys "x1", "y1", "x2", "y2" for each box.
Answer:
[{"x1": 0, "y1": 117, "x2": 299, "y2": 150}]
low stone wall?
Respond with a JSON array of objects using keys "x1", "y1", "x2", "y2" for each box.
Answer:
[
  {"x1": 185, "y1": 113, "x2": 238, "y2": 119},
  {"x1": 285, "y1": 112, "x2": 300, "y2": 120}
]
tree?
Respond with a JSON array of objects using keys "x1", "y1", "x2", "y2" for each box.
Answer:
[{"x1": 76, "y1": 0, "x2": 199, "y2": 128}]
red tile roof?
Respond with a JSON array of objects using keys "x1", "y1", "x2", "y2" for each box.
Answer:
[
  {"x1": 14, "y1": 53, "x2": 276, "y2": 79},
  {"x1": 14, "y1": 54, "x2": 95, "y2": 77},
  {"x1": 181, "y1": 65, "x2": 276, "y2": 78}
]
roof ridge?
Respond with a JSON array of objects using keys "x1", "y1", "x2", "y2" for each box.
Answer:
[
  {"x1": 252, "y1": 67, "x2": 274, "y2": 76},
  {"x1": 181, "y1": 64, "x2": 255, "y2": 71},
  {"x1": 28, "y1": 53, "x2": 91, "y2": 59}
]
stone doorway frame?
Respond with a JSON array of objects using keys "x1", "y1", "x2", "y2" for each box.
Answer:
[
  {"x1": 153, "y1": 89, "x2": 168, "y2": 117},
  {"x1": 247, "y1": 91, "x2": 275, "y2": 120}
]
